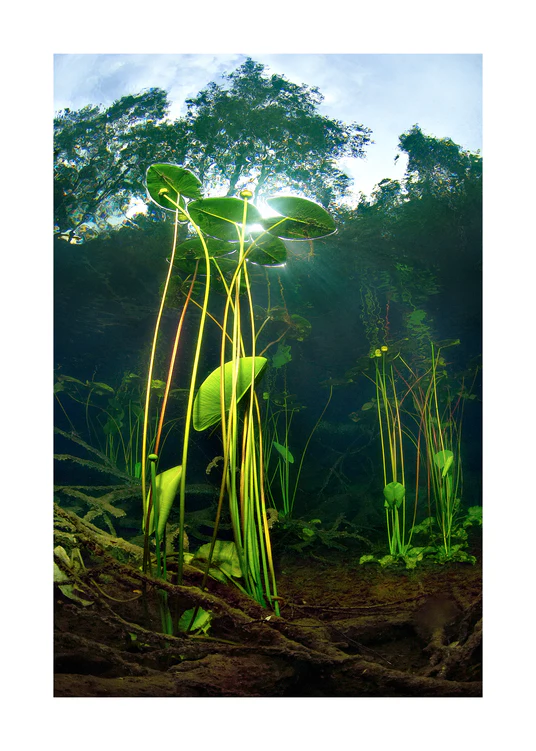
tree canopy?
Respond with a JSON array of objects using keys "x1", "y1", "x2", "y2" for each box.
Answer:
[
  {"x1": 183, "y1": 58, "x2": 372, "y2": 206},
  {"x1": 54, "y1": 88, "x2": 180, "y2": 241},
  {"x1": 54, "y1": 59, "x2": 372, "y2": 237}
]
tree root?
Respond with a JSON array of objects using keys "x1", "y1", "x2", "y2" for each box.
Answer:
[{"x1": 54, "y1": 504, "x2": 482, "y2": 697}]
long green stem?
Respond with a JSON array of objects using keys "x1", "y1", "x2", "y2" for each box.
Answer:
[{"x1": 141, "y1": 208, "x2": 181, "y2": 571}]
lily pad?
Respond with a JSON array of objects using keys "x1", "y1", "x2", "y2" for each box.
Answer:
[
  {"x1": 146, "y1": 164, "x2": 202, "y2": 212},
  {"x1": 175, "y1": 237, "x2": 239, "y2": 260},
  {"x1": 245, "y1": 232, "x2": 287, "y2": 266},
  {"x1": 188, "y1": 197, "x2": 263, "y2": 241},
  {"x1": 263, "y1": 196, "x2": 336, "y2": 239}
]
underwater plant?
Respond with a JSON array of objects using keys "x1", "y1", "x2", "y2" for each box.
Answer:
[
  {"x1": 264, "y1": 382, "x2": 333, "y2": 519},
  {"x1": 54, "y1": 370, "x2": 184, "y2": 479},
  {"x1": 397, "y1": 341, "x2": 475, "y2": 558},
  {"x1": 369, "y1": 346, "x2": 415, "y2": 556},
  {"x1": 359, "y1": 340, "x2": 480, "y2": 568},
  {"x1": 138, "y1": 163, "x2": 335, "y2": 628}
]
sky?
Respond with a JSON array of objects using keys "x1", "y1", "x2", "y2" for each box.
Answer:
[{"x1": 53, "y1": 53, "x2": 482, "y2": 202}]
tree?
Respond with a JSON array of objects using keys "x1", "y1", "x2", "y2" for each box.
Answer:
[
  {"x1": 183, "y1": 58, "x2": 372, "y2": 207},
  {"x1": 54, "y1": 88, "x2": 187, "y2": 238},
  {"x1": 398, "y1": 124, "x2": 482, "y2": 202}
]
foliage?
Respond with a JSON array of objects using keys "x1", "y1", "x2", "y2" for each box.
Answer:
[
  {"x1": 360, "y1": 504, "x2": 482, "y2": 569},
  {"x1": 183, "y1": 58, "x2": 372, "y2": 207},
  {"x1": 54, "y1": 370, "x2": 183, "y2": 478},
  {"x1": 137, "y1": 161, "x2": 336, "y2": 625},
  {"x1": 264, "y1": 383, "x2": 333, "y2": 519},
  {"x1": 54, "y1": 58, "x2": 372, "y2": 241},
  {"x1": 273, "y1": 514, "x2": 372, "y2": 553},
  {"x1": 54, "y1": 89, "x2": 176, "y2": 238}
]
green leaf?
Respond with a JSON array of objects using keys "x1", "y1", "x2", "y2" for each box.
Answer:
[
  {"x1": 286, "y1": 314, "x2": 312, "y2": 341},
  {"x1": 264, "y1": 196, "x2": 336, "y2": 239},
  {"x1": 193, "y1": 357, "x2": 268, "y2": 431},
  {"x1": 196, "y1": 540, "x2": 242, "y2": 578},
  {"x1": 178, "y1": 607, "x2": 211, "y2": 634},
  {"x1": 434, "y1": 338, "x2": 460, "y2": 349},
  {"x1": 463, "y1": 505, "x2": 483, "y2": 528},
  {"x1": 410, "y1": 516, "x2": 436, "y2": 535},
  {"x1": 175, "y1": 237, "x2": 239, "y2": 260},
  {"x1": 383, "y1": 481, "x2": 405, "y2": 508},
  {"x1": 272, "y1": 343, "x2": 292, "y2": 369},
  {"x1": 57, "y1": 375, "x2": 87, "y2": 387},
  {"x1": 88, "y1": 381, "x2": 115, "y2": 395},
  {"x1": 433, "y1": 449, "x2": 454, "y2": 473},
  {"x1": 246, "y1": 232, "x2": 287, "y2": 266},
  {"x1": 378, "y1": 554, "x2": 397, "y2": 567},
  {"x1": 273, "y1": 441, "x2": 294, "y2": 464},
  {"x1": 146, "y1": 164, "x2": 202, "y2": 211},
  {"x1": 54, "y1": 546, "x2": 93, "y2": 606},
  {"x1": 188, "y1": 197, "x2": 262, "y2": 241},
  {"x1": 144, "y1": 464, "x2": 183, "y2": 537}
]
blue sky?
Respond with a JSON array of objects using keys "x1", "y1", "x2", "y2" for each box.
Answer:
[{"x1": 54, "y1": 53, "x2": 482, "y2": 201}]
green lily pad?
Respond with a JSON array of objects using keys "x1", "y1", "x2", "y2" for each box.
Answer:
[
  {"x1": 146, "y1": 164, "x2": 202, "y2": 212},
  {"x1": 175, "y1": 237, "x2": 239, "y2": 260},
  {"x1": 263, "y1": 196, "x2": 336, "y2": 239},
  {"x1": 188, "y1": 197, "x2": 263, "y2": 241},
  {"x1": 245, "y1": 232, "x2": 287, "y2": 266}
]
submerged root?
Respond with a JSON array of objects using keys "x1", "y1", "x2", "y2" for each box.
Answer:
[{"x1": 54, "y1": 504, "x2": 482, "y2": 697}]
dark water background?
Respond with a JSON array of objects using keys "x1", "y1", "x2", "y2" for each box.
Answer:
[{"x1": 54, "y1": 211, "x2": 481, "y2": 541}]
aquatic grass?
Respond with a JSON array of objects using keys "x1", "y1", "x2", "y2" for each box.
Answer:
[
  {"x1": 397, "y1": 343, "x2": 466, "y2": 558},
  {"x1": 264, "y1": 386, "x2": 333, "y2": 519},
  {"x1": 371, "y1": 346, "x2": 412, "y2": 555}
]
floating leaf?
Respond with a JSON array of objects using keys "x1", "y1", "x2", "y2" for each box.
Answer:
[
  {"x1": 175, "y1": 237, "x2": 239, "y2": 260},
  {"x1": 146, "y1": 164, "x2": 202, "y2": 212},
  {"x1": 246, "y1": 232, "x2": 287, "y2": 266},
  {"x1": 188, "y1": 197, "x2": 262, "y2": 241},
  {"x1": 264, "y1": 196, "x2": 336, "y2": 239},
  {"x1": 193, "y1": 357, "x2": 268, "y2": 431}
]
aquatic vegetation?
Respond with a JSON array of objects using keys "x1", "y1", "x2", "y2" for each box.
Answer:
[
  {"x1": 54, "y1": 370, "x2": 184, "y2": 478},
  {"x1": 371, "y1": 346, "x2": 414, "y2": 556},
  {"x1": 398, "y1": 341, "x2": 477, "y2": 558},
  {"x1": 359, "y1": 340, "x2": 480, "y2": 567},
  {"x1": 138, "y1": 162, "x2": 335, "y2": 627},
  {"x1": 264, "y1": 384, "x2": 333, "y2": 518}
]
